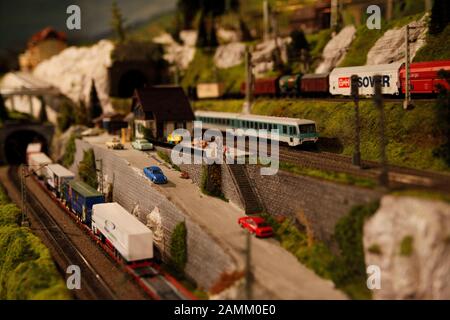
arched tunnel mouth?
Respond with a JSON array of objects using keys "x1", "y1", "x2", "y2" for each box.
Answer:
[
  {"x1": 4, "y1": 130, "x2": 48, "y2": 165},
  {"x1": 118, "y1": 69, "x2": 149, "y2": 98}
]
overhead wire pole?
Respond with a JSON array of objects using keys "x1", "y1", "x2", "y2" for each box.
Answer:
[
  {"x1": 404, "y1": 24, "x2": 413, "y2": 110},
  {"x1": 96, "y1": 159, "x2": 104, "y2": 194},
  {"x1": 374, "y1": 75, "x2": 389, "y2": 188},
  {"x1": 243, "y1": 47, "x2": 253, "y2": 114},
  {"x1": 351, "y1": 75, "x2": 361, "y2": 167}
]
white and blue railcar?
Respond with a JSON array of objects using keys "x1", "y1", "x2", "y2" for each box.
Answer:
[{"x1": 195, "y1": 111, "x2": 318, "y2": 147}]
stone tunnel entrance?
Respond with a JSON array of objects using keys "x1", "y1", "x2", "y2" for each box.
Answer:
[
  {"x1": 117, "y1": 69, "x2": 148, "y2": 98},
  {"x1": 4, "y1": 130, "x2": 48, "y2": 164}
]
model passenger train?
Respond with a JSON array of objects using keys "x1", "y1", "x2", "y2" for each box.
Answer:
[
  {"x1": 195, "y1": 111, "x2": 319, "y2": 147},
  {"x1": 26, "y1": 147, "x2": 154, "y2": 264},
  {"x1": 195, "y1": 60, "x2": 450, "y2": 99}
]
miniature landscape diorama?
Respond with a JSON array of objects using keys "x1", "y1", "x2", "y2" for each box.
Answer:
[{"x1": 0, "y1": 0, "x2": 449, "y2": 301}]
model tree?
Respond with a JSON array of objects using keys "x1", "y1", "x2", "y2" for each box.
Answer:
[
  {"x1": 111, "y1": 0, "x2": 126, "y2": 42},
  {"x1": 38, "y1": 96, "x2": 48, "y2": 123},
  {"x1": 0, "y1": 94, "x2": 8, "y2": 121},
  {"x1": 288, "y1": 29, "x2": 310, "y2": 72},
  {"x1": 88, "y1": 80, "x2": 103, "y2": 125},
  {"x1": 429, "y1": 0, "x2": 450, "y2": 34},
  {"x1": 177, "y1": 0, "x2": 200, "y2": 29}
]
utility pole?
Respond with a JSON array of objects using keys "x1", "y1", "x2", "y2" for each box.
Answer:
[
  {"x1": 425, "y1": 0, "x2": 432, "y2": 12},
  {"x1": 386, "y1": 0, "x2": 393, "y2": 21},
  {"x1": 243, "y1": 47, "x2": 253, "y2": 114},
  {"x1": 351, "y1": 75, "x2": 361, "y2": 167},
  {"x1": 245, "y1": 232, "x2": 253, "y2": 300},
  {"x1": 404, "y1": 24, "x2": 413, "y2": 110},
  {"x1": 330, "y1": 0, "x2": 339, "y2": 33},
  {"x1": 263, "y1": 0, "x2": 270, "y2": 41},
  {"x1": 21, "y1": 165, "x2": 27, "y2": 226},
  {"x1": 374, "y1": 75, "x2": 389, "y2": 188}
]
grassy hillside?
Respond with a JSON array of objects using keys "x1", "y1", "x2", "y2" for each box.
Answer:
[
  {"x1": 181, "y1": 50, "x2": 245, "y2": 95},
  {"x1": 0, "y1": 185, "x2": 70, "y2": 300},
  {"x1": 339, "y1": 14, "x2": 424, "y2": 67},
  {"x1": 414, "y1": 24, "x2": 450, "y2": 62},
  {"x1": 194, "y1": 99, "x2": 449, "y2": 172}
]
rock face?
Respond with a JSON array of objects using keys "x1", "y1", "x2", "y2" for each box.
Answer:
[
  {"x1": 251, "y1": 37, "x2": 291, "y2": 77},
  {"x1": 33, "y1": 40, "x2": 115, "y2": 112},
  {"x1": 366, "y1": 15, "x2": 428, "y2": 65},
  {"x1": 214, "y1": 42, "x2": 246, "y2": 69},
  {"x1": 153, "y1": 31, "x2": 196, "y2": 71},
  {"x1": 364, "y1": 195, "x2": 450, "y2": 299},
  {"x1": 315, "y1": 25, "x2": 356, "y2": 74}
]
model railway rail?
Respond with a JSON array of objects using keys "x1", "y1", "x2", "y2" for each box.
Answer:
[
  {"x1": 21, "y1": 166, "x2": 191, "y2": 301},
  {"x1": 8, "y1": 166, "x2": 117, "y2": 300}
]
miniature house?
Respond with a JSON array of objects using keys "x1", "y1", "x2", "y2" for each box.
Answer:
[{"x1": 130, "y1": 86, "x2": 195, "y2": 141}]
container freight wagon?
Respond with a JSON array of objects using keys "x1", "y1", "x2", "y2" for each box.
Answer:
[
  {"x1": 92, "y1": 202, "x2": 153, "y2": 262},
  {"x1": 301, "y1": 73, "x2": 329, "y2": 95},
  {"x1": 329, "y1": 62, "x2": 403, "y2": 96},
  {"x1": 196, "y1": 83, "x2": 225, "y2": 99},
  {"x1": 399, "y1": 60, "x2": 450, "y2": 94},
  {"x1": 64, "y1": 180, "x2": 104, "y2": 227},
  {"x1": 27, "y1": 152, "x2": 52, "y2": 178},
  {"x1": 45, "y1": 164, "x2": 75, "y2": 198}
]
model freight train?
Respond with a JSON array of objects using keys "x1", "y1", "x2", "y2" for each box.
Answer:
[
  {"x1": 197, "y1": 60, "x2": 450, "y2": 99},
  {"x1": 26, "y1": 152, "x2": 154, "y2": 264}
]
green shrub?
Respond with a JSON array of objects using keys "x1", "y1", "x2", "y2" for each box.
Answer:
[
  {"x1": 332, "y1": 201, "x2": 380, "y2": 299},
  {"x1": 62, "y1": 134, "x2": 78, "y2": 168},
  {"x1": 78, "y1": 149, "x2": 98, "y2": 189},
  {"x1": 400, "y1": 235, "x2": 414, "y2": 256},
  {"x1": 0, "y1": 225, "x2": 70, "y2": 299},
  {"x1": 200, "y1": 164, "x2": 226, "y2": 200},
  {"x1": 0, "y1": 185, "x2": 10, "y2": 206},
  {"x1": 0, "y1": 204, "x2": 21, "y2": 227},
  {"x1": 170, "y1": 221, "x2": 187, "y2": 272},
  {"x1": 57, "y1": 101, "x2": 76, "y2": 132}
]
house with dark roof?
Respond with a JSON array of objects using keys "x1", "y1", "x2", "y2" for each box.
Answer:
[{"x1": 130, "y1": 86, "x2": 195, "y2": 141}]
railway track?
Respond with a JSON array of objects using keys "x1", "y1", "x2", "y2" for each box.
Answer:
[
  {"x1": 9, "y1": 166, "x2": 191, "y2": 300},
  {"x1": 8, "y1": 166, "x2": 117, "y2": 300},
  {"x1": 278, "y1": 146, "x2": 450, "y2": 190}
]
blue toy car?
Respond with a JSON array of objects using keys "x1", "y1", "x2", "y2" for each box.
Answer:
[{"x1": 143, "y1": 166, "x2": 168, "y2": 184}]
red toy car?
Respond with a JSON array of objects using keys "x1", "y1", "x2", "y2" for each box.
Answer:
[{"x1": 238, "y1": 216, "x2": 273, "y2": 238}]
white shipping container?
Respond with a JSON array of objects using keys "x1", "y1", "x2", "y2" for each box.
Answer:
[
  {"x1": 45, "y1": 164, "x2": 75, "y2": 194},
  {"x1": 197, "y1": 83, "x2": 224, "y2": 99},
  {"x1": 27, "y1": 152, "x2": 52, "y2": 177},
  {"x1": 329, "y1": 62, "x2": 404, "y2": 96},
  {"x1": 92, "y1": 203, "x2": 153, "y2": 262}
]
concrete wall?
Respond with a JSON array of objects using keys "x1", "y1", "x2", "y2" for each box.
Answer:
[
  {"x1": 246, "y1": 165, "x2": 382, "y2": 245},
  {"x1": 72, "y1": 140, "x2": 236, "y2": 290}
]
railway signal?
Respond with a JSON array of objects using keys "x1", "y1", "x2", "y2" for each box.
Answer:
[
  {"x1": 351, "y1": 75, "x2": 361, "y2": 168},
  {"x1": 373, "y1": 75, "x2": 389, "y2": 188}
]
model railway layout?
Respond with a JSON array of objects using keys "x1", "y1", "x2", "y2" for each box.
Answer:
[{"x1": 20, "y1": 147, "x2": 194, "y2": 301}]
